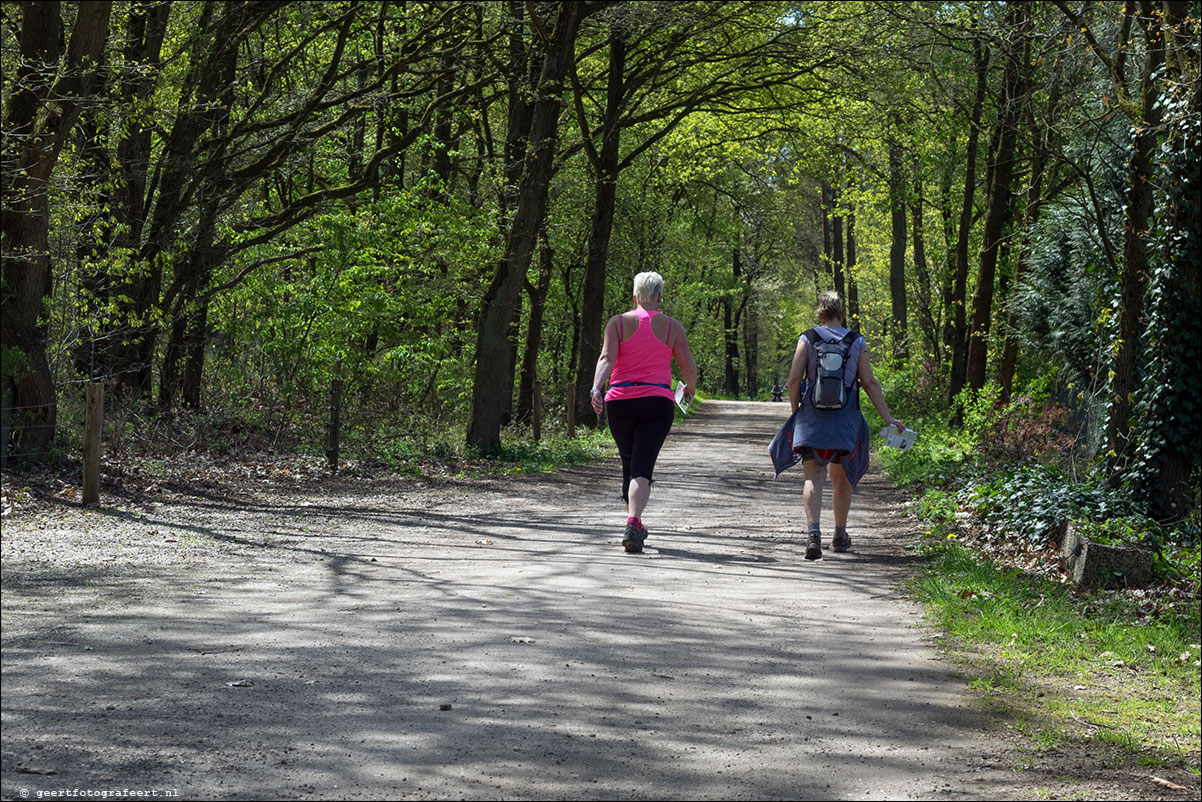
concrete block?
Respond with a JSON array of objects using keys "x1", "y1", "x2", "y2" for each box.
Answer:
[{"x1": 1061, "y1": 520, "x2": 1156, "y2": 588}]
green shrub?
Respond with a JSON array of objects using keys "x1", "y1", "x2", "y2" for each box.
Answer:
[{"x1": 961, "y1": 465, "x2": 1141, "y2": 544}]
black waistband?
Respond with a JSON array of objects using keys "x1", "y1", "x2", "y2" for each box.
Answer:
[{"x1": 611, "y1": 381, "x2": 670, "y2": 389}]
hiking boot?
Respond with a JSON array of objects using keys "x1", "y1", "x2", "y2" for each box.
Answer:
[
  {"x1": 832, "y1": 529, "x2": 851, "y2": 553},
  {"x1": 805, "y1": 533, "x2": 822, "y2": 561},
  {"x1": 623, "y1": 522, "x2": 647, "y2": 554}
]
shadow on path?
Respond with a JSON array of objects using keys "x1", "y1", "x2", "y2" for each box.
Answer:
[{"x1": 1, "y1": 401, "x2": 1022, "y2": 800}]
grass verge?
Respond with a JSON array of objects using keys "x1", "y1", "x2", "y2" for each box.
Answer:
[{"x1": 910, "y1": 537, "x2": 1201, "y2": 775}]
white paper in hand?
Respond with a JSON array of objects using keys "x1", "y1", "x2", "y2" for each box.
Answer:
[
  {"x1": 881, "y1": 426, "x2": 917, "y2": 451},
  {"x1": 675, "y1": 381, "x2": 693, "y2": 414}
]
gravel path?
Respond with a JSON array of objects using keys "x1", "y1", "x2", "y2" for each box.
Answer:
[{"x1": 1, "y1": 400, "x2": 1058, "y2": 800}]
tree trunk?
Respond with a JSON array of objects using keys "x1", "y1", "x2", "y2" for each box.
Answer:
[
  {"x1": 1, "y1": 0, "x2": 112, "y2": 462},
  {"x1": 743, "y1": 298, "x2": 758, "y2": 398},
  {"x1": 831, "y1": 185, "x2": 845, "y2": 297},
  {"x1": 112, "y1": 1, "x2": 170, "y2": 394},
  {"x1": 428, "y1": 62, "x2": 457, "y2": 200},
  {"x1": 938, "y1": 159, "x2": 957, "y2": 361},
  {"x1": 467, "y1": 2, "x2": 589, "y2": 453},
  {"x1": 911, "y1": 192, "x2": 940, "y2": 363},
  {"x1": 1106, "y1": 1, "x2": 1165, "y2": 478},
  {"x1": 966, "y1": 7, "x2": 1028, "y2": 393},
  {"x1": 146, "y1": 2, "x2": 246, "y2": 409},
  {"x1": 724, "y1": 248, "x2": 741, "y2": 395},
  {"x1": 159, "y1": 223, "x2": 220, "y2": 409},
  {"x1": 155, "y1": 2, "x2": 247, "y2": 410},
  {"x1": 180, "y1": 298, "x2": 210, "y2": 409},
  {"x1": 573, "y1": 28, "x2": 627, "y2": 427},
  {"x1": 888, "y1": 139, "x2": 908, "y2": 356},
  {"x1": 846, "y1": 207, "x2": 859, "y2": 330},
  {"x1": 73, "y1": 61, "x2": 114, "y2": 381},
  {"x1": 947, "y1": 33, "x2": 990, "y2": 403},
  {"x1": 500, "y1": 1, "x2": 536, "y2": 224},
  {"x1": 1146, "y1": 0, "x2": 1201, "y2": 519},
  {"x1": 998, "y1": 43, "x2": 1049, "y2": 402},
  {"x1": 820, "y1": 182, "x2": 833, "y2": 277},
  {"x1": 517, "y1": 235, "x2": 554, "y2": 423}
]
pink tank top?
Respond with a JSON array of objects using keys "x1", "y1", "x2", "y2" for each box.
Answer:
[{"x1": 605, "y1": 309, "x2": 674, "y2": 402}]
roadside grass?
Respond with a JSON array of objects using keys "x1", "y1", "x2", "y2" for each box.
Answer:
[
  {"x1": 911, "y1": 537, "x2": 1202, "y2": 773},
  {"x1": 865, "y1": 372, "x2": 1202, "y2": 778},
  {"x1": 476, "y1": 427, "x2": 617, "y2": 474}
]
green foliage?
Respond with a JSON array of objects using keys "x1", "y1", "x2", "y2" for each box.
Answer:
[
  {"x1": 961, "y1": 465, "x2": 1138, "y2": 544},
  {"x1": 479, "y1": 428, "x2": 616, "y2": 475},
  {"x1": 914, "y1": 487, "x2": 960, "y2": 534},
  {"x1": 1, "y1": 345, "x2": 30, "y2": 382},
  {"x1": 3, "y1": 0, "x2": 1196, "y2": 543},
  {"x1": 870, "y1": 370, "x2": 1080, "y2": 492},
  {"x1": 1124, "y1": 84, "x2": 1202, "y2": 520},
  {"x1": 209, "y1": 185, "x2": 497, "y2": 440},
  {"x1": 1017, "y1": 191, "x2": 1120, "y2": 396},
  {"x1": 877, "y1": 372, "x2": 1198, "y2": 547}
]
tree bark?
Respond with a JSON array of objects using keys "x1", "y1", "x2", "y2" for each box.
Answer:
[
  {"x1": 846, "y1": 206, "x2": 859, "y2": 331},
  {"x1": 911, "y1": 191, "x2": 940, "y2": 363},
  {"x1": 966, "y1": 7, "x2": 1028, "y2": 393},
  {"x1": 938, "y1": 158, "x2": 957, "y2": 360},
  {"x1": 743, "y1": 297, "x2": 758, "y2": 398},
  {"x1": 947, "y1": 32, "x2": 990, "y2": 403},
  {"x1": 1105, "y1": 1, "x2": 1165, "y2": 477},
  {"x1": 831, "y1": 185, "x2": 845, "y2": 297},
  {"x1": 1147, "y1": 0, "x2": 1201, "y2": 519},
  {"x1": 1, "y1": 0, "x2": 112, "y2": 461},
  {"x1": 573, "y1": 28, "x2": 627, "y2": 427},
  {"x1": 113, "y1": 1, "x2": 171, "y2": 393},
  {"x1": 467, "y1": 1, "x2": 589, "y2": 453},
  {"x1": 888, "y1": 139, "x2": 908, "y2": 355},
  {"x1": 517, "y1": 234, "x2": 554, "y2": 423},
  {"x1": 724, "y1": 248, "x2": 741, "y2": 395}
]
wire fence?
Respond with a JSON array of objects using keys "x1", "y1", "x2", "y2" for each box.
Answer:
[{"x1": 1, "y1": 395, "x2": 95, "y2": 474}]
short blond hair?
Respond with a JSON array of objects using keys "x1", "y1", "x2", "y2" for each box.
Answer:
[
  {"x1": 817, "y1": 291, "x2": 846, "y2": 324},
  {"x1": 633, "y1": 271, "x2": 664, "y2": 305}
]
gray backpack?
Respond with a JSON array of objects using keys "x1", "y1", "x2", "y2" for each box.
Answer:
[{"x1": 805, "y1": 328, "x2": 860, "y2": 410}]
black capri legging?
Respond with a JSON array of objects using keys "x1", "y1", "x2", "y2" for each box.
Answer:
[{"x1": 606, "y1": 396, "x2": 675, "y2": 502}]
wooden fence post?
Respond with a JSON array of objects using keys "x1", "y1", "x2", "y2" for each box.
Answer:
[
  {"x1": 532, "y1": 381, "x2": 543, "y2": 442},
  {"x1": 566, "y1": 382, "x2": 576, "y2": 438},
  {"x1": 82, "y1": 382, "x2": 104, "y2": 507},
  {"x1": 326, "y1": 376, "x2": 344, "y2": 473}
]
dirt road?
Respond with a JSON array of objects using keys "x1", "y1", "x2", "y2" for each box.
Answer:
[{"x1": 0, "y1": 400, "x2": 1065, "y2": 799}]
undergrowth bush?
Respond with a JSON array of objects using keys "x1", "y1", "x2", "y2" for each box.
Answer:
[
  {"x1": 961, "y1": 464, "x2": 1139, "y2": 543},
  {"x1": 876, "y1": 370, "x2": 1199, "y2": 552}
]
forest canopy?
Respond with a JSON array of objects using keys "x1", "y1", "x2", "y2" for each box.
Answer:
[{"x1": 2, "y1": 1, "x2": 1199, "y2": 527}]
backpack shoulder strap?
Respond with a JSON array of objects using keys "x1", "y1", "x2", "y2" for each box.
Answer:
[
  {"x1": 839, "y1": 329, "x2": 860, "y2": 345},
  {"x1": 802, "y1": 328, "x2": 819, "y2": 345}
]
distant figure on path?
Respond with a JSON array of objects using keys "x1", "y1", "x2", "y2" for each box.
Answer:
[
  {"x1": 591, "y1": 271, "x2": 698, "y2": 553},
  {"x1": 771, "y1": 381, "x2": 784, "y2": 402},
  {"x1": 786, "y1": 291, "x2": 903, "y2": 560}
]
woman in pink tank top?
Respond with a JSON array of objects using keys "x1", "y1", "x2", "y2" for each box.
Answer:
[{"x1": 590, "y1": 272, "x2": 698, "y2": 553}]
